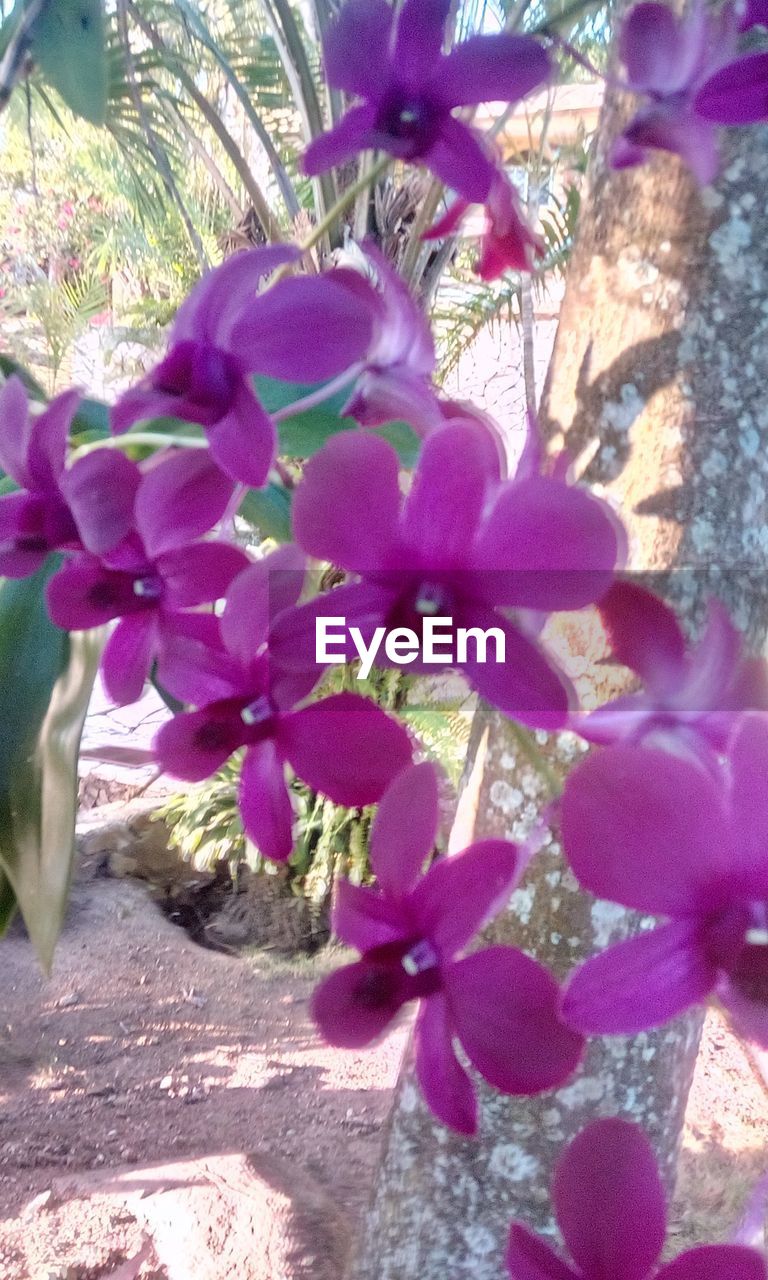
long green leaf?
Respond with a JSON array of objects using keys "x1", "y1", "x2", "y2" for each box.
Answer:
[
  {"x1": 0, "y1": 563, "x2": 103, "y2": 967},
  {"x1": 31, "y1": 0, "x2": 108, "y2": 125}
]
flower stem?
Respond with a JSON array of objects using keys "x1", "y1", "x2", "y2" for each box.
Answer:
[
  {"x1": 272, "y1": 363, "x2": 363, "y2": 422},
  {"x1": 270, "y1": 154, "x2": 391, "y2": 283},
  {"x1": 69, "y1": 432, "x2": 208, "y2": 463}
]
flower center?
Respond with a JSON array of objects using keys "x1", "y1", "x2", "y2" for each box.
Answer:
[
  {"x1": 376, "y1": 92, "x2": 440, "y2": 157},
  {"x1": 401, "y1": 938, "x2": 439, "y2": 975},
  {"x1": 133, "y1": 575, "x2": 163, "y2": 600},
  {"x1": 414, "y1": 582, "x2": 451, "y2": 616},
  {"x1": 240, "y1": 695, "x2": 272, "y2": 727}
]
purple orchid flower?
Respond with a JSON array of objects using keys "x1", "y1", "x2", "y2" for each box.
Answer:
[
  {"x1": 0, "y1": 377, "x2": 137, "y2": 576},
  {"x1": 573, "y1": 581, "x2": 768, "y2": 757},
  {"x1": 153, "y1": 547, "x2": 414, "y2": 862},
  {"x1": 560, "y1": 713, "x2": 768, "y2": 1047},
  {"x1": 303, "y1": 0, "x2": 550, "y2": 203},
  {"x1": 112, "y1": 246, "x2": 376, "y2": 487},
  {"x1": 333, "y1": 246, "x2": 444, "y2": 437},
  {"x1": 312, "y1": 761, "x2": 584, "y2": 1133},
  {"x1": 507, "y1": 1117, "x2": 767, "y2": 1280},
  {"x1": 270, "y1": 423, "x2": 621, "y2": 728},
  {"x1": 46, "y1": 448, "x2": 246, "y2": 706},
  {"x1": 612, "y1": 2, "x2": 738, "y2": 184}
]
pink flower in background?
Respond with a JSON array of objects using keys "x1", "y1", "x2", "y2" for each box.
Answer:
[
  {"x1": 153, "y1": 548, "x2": 413, "y2": 861},
  {"x1": 425, "y1": 172, "x2": 545, "y2": 279},
  {"x1": 112, "y1": 246, "x2": 375, "y2": 487},
  {"x1": 272, "y1": 422, "x2": 621, "y2": 727},
  {"x1": 507, "y1": 1117, "x2": 767, "y2": 1280},
  {"x1": 612, "y1": 2, "x2": 737, "y2": 183},
  {"x1": 304, "y1": 0, "x2": 550, "y2": 203},
  {"x1": 46, "y1": 449, "x2": 246, "y2": 705},
  {"x1": 560, "y1": 714, "x2": 768, "y2": 1046},
  {"x1": 0, "y1": 376, "x2": 137, "y2": 577},
  {"x1": 574, "y1": 581, "x2": 768, "y2": 756},
  {"x1": 312, "y1": 762, "x2": 584, "y2": 1133}
]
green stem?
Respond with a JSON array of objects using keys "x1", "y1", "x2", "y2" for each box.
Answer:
[
  {"x1": 529, "y1": 0, "x2": 601, "y2": 36},
  {"x1": 271, "y1": 155, "x2": 391, "y2": 283},
  {"x1": 69, "y1": 433, "x2": 208, "y2": 463}
]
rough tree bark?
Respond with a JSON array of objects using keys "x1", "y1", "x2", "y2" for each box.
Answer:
[{"x1": 351, "y1": 83, "x2": 768, "y2": 1280}]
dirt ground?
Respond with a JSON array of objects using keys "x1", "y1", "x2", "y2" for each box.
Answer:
[{"x1": 1, "y1": 858, "x2": 767, "y2": 1278}]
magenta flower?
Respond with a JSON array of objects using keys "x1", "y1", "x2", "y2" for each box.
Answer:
[
  {"x1": 153, "y1": 548, "x2": 414, "y2": 862},
  {"x1": 560, "y1": 713, "x2": 768, "y2": 1046},
  {"x1": 335, "y1": 246, "x2": 443, "y2": 437},
  {"x1": 312, "y1": 762, "x2": 584, "y2": 1133},
  {"x1": 612, "y1": 2, "x2": 737, "y2": 184},
  {"x1": 303, "y1": 0, "x2": 550, "y2": 203},
  {"x1": 507, "y1": 1117, "x2": 767, "y2": 1280},
  {"x1": 695, "y1": 51, "x2": 768, "y2": 126},
  {"x1": 573, "y1": 581, "x2": 768, "y2": 756},
  {"x1": 425, "y1": 173, "x2": 545, "y2": 279},
  {"x1": 46, "y1": 449, "x2": 246, "y2": 706},
  {"x1": 271, "y1": 423, "x2": 621, "y2": 728},
  {"x1": 112, "y1": 246, "x2": 375, "y2": 487},
  {"x1": 0, "y1": 377, "x2": 137, "y2": 576}
]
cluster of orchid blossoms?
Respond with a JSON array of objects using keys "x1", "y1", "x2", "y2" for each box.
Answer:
[{"x1": 2, "y1": 0, "x2": 768, "y2": 1272}]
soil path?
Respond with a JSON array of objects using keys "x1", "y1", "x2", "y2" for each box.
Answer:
[{"x1": 1, "y1": 867, "x2": 767, "y2": 1277}]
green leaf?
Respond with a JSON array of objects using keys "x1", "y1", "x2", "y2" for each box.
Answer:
[
  {"x1": 70, "y1": 396, "x2": 110, "y2": 441},
  {"x1": 238, "y1": 484, "x2": 292, "y2": 542},
  {"x1": 0, "y1": 562, "x2": 103, "y2": 967},
  {"x1": 276, "y1": 409, "x2": 354, "y2": 459},
  {"x1": 0, "y1": 354, "x2": 47, "y2": 400},
  {"x1": 0, "y1": 870, "x2": 17, "y2": 935},
  {"x1": 31, "y1": 0, "x2": 108, "y2": 126}
]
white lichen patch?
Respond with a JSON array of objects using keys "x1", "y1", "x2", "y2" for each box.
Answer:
[
  {"x1": 590, "y1": 900, "x2": 627, "y2": 948},
  {"x1": 488, "y1": 1144, "x2": 541, "y2": 1182}
]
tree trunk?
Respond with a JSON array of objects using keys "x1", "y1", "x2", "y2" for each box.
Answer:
[{"x1": 352, "y1": 91, "x2": 768, "y2": 1280}]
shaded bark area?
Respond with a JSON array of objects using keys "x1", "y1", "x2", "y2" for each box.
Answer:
[{"x1": 353, "y1": 93, "x2": 768, "y2": 1280}]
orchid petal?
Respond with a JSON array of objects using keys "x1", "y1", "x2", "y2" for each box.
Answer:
[
  {"x1": 553, "y1": 1118, "x2": 666, "y2": 1280},
  {"x1": 221, "y1": 545, "x2": 305, "y2": 666},
  {"x1": 401, "y1": 422, "x2": 490, "y2": 563},
  {"x1": 473, "y1": 476, "x2": 619, "y2": 609},
  {"x1": 239, "y1": 739, "x2": 294, "y2": 861},
  {"x1": 411, "y1": 839, "x2": 517, "y2": 955},
  {"x1": 311, "y1": 958, "x2": 405, "y2": 1048},
  {"x1": 446, "y1": 947, "x2": 584, "y2": 1094},
  {"x1": 136, "y1": 450, "x2": 234, "y2": 558},
  {"x1": 695, "y1": 52, "x2": 768, "y2": 125},
  {"x1": 158, "y1": 541, "x2": 248, "y2": 608},
  {"x1": 369, "y1": 762, "x2": 439, "y2": 898},
  {"x1": 598, "y1": 580, "x2": 686, "y2": 693},
  {"x1": 561, "y1": 744, "x2": 730, "y2": 915},
  {"x1": 153, "y1": 704, "x2": 243, "y2": 781},
  {"x1": 332, "y1": 878, "x2": 411, "y2": 951},
  {"x1": 101, "y1": 614, "x2": 156, "y2": 706},
  {"x1": 0, "y1": 376, "x2": 32, "y2": 487},
  {"x1": 303, "y1": 104, "x2": 378, "y2": 175},
  {"x1": 292, "y1": 430, "x2": 401, "y2": 571},
  {"x1": 414, "y1": 994, "x2": 477, "y2": 1134},
  {"x1": 507, "y1": 1225, "x2": 580, "y2": 1280},
  {"x1": 173, "y1": 246, "x2": 299, "y2": 346},
  {"x1": 436, "y1": 35, "x2": 549, "y2": 108},
  {"x1": 656, "y1": 1245, "x2": 768, "y2": 1280},
  {"x1": 61, "y1": 449, "x2": 141, "y2": 556},
  {"x1": 560, "y1": 920, "x2": 717, "y2": 1035},
  {"x1": 323, "y1": 0, "x2": 393, "y2": 97},
  {"x1": 231, "y1": 276, "x2": 374, "y2": 382},
  {"x1": 424, "y1": 116, "x2": 496, "y2": 203},
  {"x1": 26, "y1": 388, "x2": 79, "y2": 491},
  {"x1": 394, "y1": 0, "x2": 450, "y2": 84},
  {"x1": 277, "y1": 692, "x2": 412, "y2": 806}
]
